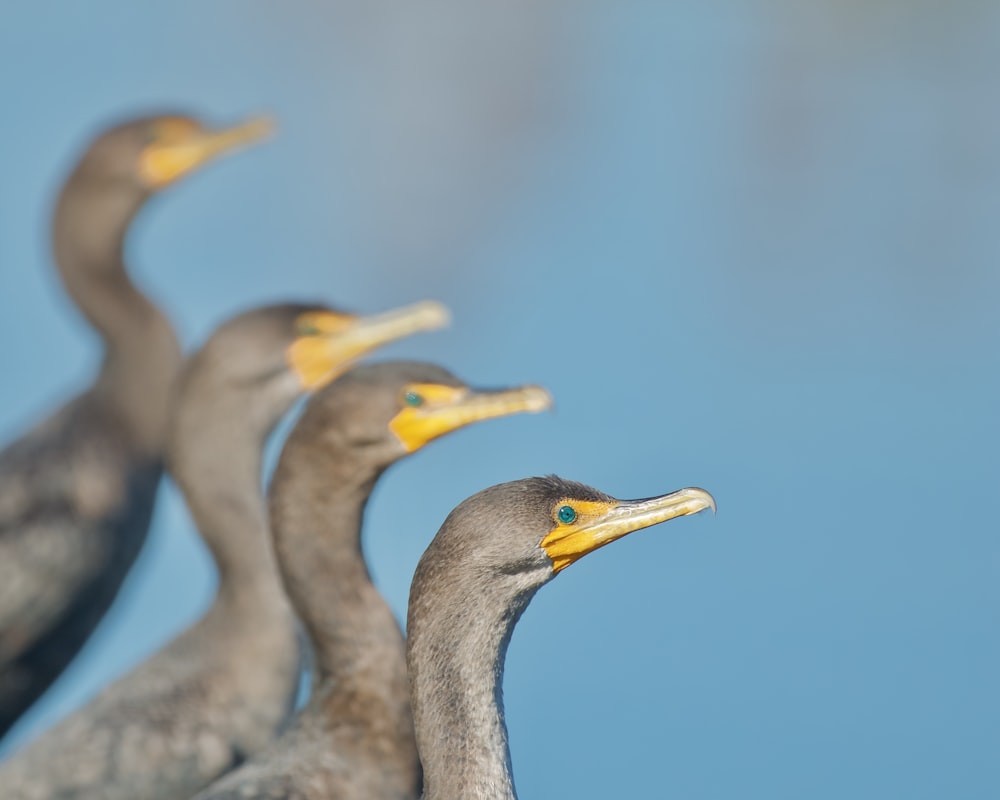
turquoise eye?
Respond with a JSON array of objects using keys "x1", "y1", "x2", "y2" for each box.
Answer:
[
  {"x1": 404, "y1": 391, "x2": 424, "y2": 407},
  {"x1": 557, "y1": 505, "x2": 576, "y2": 524}
]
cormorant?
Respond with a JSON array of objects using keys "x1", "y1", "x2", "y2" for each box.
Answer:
[
  {"x1": 407, "y1": 476, "x2": 715, "y2": 800},
  {"x1": 0, "y1": 113, "x2": 271, "y2": 738},
  {"x1": 194, "y1": 361, "x2": 551, "y2": 800}
]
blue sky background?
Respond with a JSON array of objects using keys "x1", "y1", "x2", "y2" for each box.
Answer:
[{"x1": 2, "y1": 2, "x2": 999, "y2": 797}]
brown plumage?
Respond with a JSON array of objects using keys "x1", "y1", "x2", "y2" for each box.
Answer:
[
  {"x1": 194, "y1": 361, "x2": 550, "y2": 800},
  {"x1": 0, "y1": 113, "x2": 270, "y2": 740},
  {"x1": 0, "y1": 304, "x2": 448, "y2": 799}
]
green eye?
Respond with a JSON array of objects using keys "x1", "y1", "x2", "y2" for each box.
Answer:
[
  {"x1": 404, "y1": 391, "x2": 424, "y2": 407},
  {"x1": 298, "y1": 323, "x2": 320, "y2": 336},
  {"x1": 557, "y1": 505, "x2": 577, "y2": 524}
]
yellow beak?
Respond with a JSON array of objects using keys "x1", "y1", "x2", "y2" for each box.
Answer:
[
  {"x1": 288, "y1": 301, "x2": 451, "y2": 390},
  {"x1": 138, "y1": 116, "x2": 274, "y2": 188},
  {"x1": 541, "y1": 488, "x2": 716, "y2": 573},
  {"x1": 389, "y1": 384, "x2": 553, "y2": 452}
]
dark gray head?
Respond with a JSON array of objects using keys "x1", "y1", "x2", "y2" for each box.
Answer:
[
  {"x1": 53, "y1": 113, "x2": 273, "y2": 270},
  {"x1": 284, "y1": 360, "x2": 552, "y2": 474},
  {"x1": 177, "y1": 304, "x2": 330, "y2": 437},
  {"x1": 411, "y1": 476, "x2": 717, "y2": 609},
  {"x1": 168, "y1": 302, "x2": 452, "y2": 460},
  {"x1": 67, "y1": 113, "x2": 273, "y2": 195}
]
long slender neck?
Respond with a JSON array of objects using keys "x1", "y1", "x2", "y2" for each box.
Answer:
[
  {"x1": 53, "y1": 177, "x2": 182, "y2": 456},
  {"x1": 270, "y1": 445, "x2": 411, "y2": 725},
  {"x1": 170, "y1": 399, "x2": 289, "y2": 623},
  {"x1": 408, "y1": 573, "x2": 534, "y2": 800}
]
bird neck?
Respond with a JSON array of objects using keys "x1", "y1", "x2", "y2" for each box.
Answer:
[
  {"x1": 52, "y1": 178, "x2": 182, "y2": 456},
  {"x1": 271, "y1": 450, "x2": 411, "y2": 711},
  {"x1": 171, "y1": 405, "x2": 289, "y2": 621},
  {"x1": 409, "y1": 576, "x2": 534, "y2": 800}
]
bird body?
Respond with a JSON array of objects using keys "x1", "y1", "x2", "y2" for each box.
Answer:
[
  {"x1": 195, "y1": 362, "x2": 550, "y2": 800},
  {"x1": 0, "y1": 592, "x2": 299, "y2": 800},
  {"x1": 0, "y1": 304, "x2": 448, "y2": 798},
  {"x1": 193, "y1": 695, "x2": 409, "y2": 800},
  {"x1": 0, "y1": 113, "x2": 270, "y2": 739},
  {"x1": 0, "y1": 394, "x2": 160, "y2": 733},
  {"x1": 407, "y1": 477, "x2": 716, "y2": 800}
]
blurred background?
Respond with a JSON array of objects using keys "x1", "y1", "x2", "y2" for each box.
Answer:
[{"x1": 1, "y1": 1, "x2": 999, "y2": 797}]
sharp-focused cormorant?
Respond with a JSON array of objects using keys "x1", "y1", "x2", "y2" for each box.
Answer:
[
  {"x1": 194, "y1": 361, "x2": 552, "y2": 800},
  {"x1": 0, "y1": 302, "x2": 448, "y2": 800},
  {"x1": 407, "y1": 476, "x2": 716, "y2": 800},
  {"x1": 0, "y1": 113, "x2": 271, "y2": 739}
]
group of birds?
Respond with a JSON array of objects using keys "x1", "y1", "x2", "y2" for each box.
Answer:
[{"x1": 0, "y1": 112, "x2": 715, "y2": 799}]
